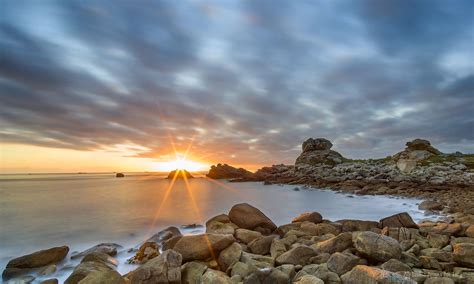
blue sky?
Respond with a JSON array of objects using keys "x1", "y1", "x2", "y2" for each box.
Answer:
[{"x1": 1, "y1": 0, "x2": 473, "y2": 167}]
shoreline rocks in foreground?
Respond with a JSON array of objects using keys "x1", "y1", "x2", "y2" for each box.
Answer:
[{"x1": 3, "y1": 203, "x2": 474, "y2": 283}]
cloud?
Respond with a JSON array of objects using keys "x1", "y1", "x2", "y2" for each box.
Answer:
[{"x1": 1, "y1": 0, "x2": 473, "y2": 167}]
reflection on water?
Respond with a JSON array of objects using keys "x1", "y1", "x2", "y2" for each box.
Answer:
[{"x1": 1, "y1": 173, "x2": 429, "y2": 274}]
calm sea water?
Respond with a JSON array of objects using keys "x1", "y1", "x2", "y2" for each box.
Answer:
[{"x1": 0, "y1": 173, "x2": 432, "y2": 281}]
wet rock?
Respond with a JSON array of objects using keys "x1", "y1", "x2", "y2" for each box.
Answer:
[
  {"x1": 419, "y1": 200, "x2": 444, "y2": 211},
  {"x1": 327, "y1": 252, "x2": 361, "y2": 276},
  {"x1": 128, "y1": 249, "x2": 182, "y2": 284},
  {"x1": 453, "y1": 243, "x2": 474, "y2": 268},
  {"x1": 218, "y1": 242, "x2": 242, "y2": 272},
  {"x1": 71, "y1": 243, "x2": 119, "y2": 259},
  {"x1": 206, "y1": 164, "x2": 252, "y2": 179},
  {"x1": 379, "y1": 212, "x2": 418, "y2": 229},
  {"x1": 340, "y1": 265, "x2": 416, "y2": 283},
  {"x1": 352, "y1": 231, "x2": 402, "y2": 262},
  {"x1": 313, "y1": 232, "x2": 352, "y2": 254},
  {"x1": 171, "y1": 233, "x2": 235, "y2": 262},
  {"x1": 228, "y1": 203, "x2": 277, "y2": 232},
  {"x1": 181, "y1": 261, "x2": 208, "y2": 284},
  {"x1": 275, "y1": 245, "x2": 318, "y2": 265},
  {"x1": 38, "y1": 264, "x2": 57, "y2": 276},
  {"x1": 5, "y1": 246, "x2": 69, "y2": 269},
  {"x1": 292, "y1": 212, "x2": 323, "y2": 224},
  {"x1": 128, "y1": 242, "x2": 160, "y2": 264}
]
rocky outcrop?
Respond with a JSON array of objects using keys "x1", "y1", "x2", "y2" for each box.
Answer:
[
  {"x1": 393, "y1": 139, "x2": 442, "y2": 173},
  {"x1": 167, "y1": 169, "x2": 194, "y2": 179},
  {"x1": 295, "y1": 138, "x2": 344, "y2": 166},
  {"x1": 206, "y1": 164, "x2": 252, "y2": 179}
]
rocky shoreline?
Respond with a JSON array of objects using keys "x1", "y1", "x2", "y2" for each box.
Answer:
[{"x1": 3, "y1": 203, "x2": 474, "y2": 283}]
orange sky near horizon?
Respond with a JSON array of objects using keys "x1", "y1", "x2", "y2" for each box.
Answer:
[{"x1": 0, "y1": 143, "x2": 261, "y2": 174}]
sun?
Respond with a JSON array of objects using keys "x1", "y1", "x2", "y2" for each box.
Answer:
[{"x1": 152, "y1": 154, "x2": 207, "y2": 172}]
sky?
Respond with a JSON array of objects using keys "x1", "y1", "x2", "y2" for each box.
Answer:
[{"x1": 1, "y1": 0, "x2": 473, "y2": 173}]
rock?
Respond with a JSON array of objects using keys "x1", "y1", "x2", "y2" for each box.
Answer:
[
  {"x1": 393, "y1": 139, "x2": 442, "y2": 163},
  {"x1": 292, "y1": 212, "x2": 323, "y2": 224},
  {"x1": 337, "y1": 219, "x2": 379, "y2": 232},
  {"x1": 235, "y1": 228, "x2": 263, "y2": 244},
  {"x1": 379, "y1": 212, "x2": 418, "y2": 229},
  {"x1": 453, "y1": 243, "x2": 474, "y2": 268},
  {"x1": 240, "y1": 252, "x2": 275, "y2": 268},
  {"x1": 275, "y1": 245, "x2": 318, "y2": 265},
  {"x1": 128, "y1": 249, "x2": 182, "y2": 284},
  {"x1": 5, "y1": 246, "x2": 69, "y2": 269},
  {"x1": 38, "y1": 264, "x2": 57, "y2": 276},
  {"x1": 78, "y1": 270, "x2": 125, "y2": 284},
  {"x1": 397, "y1": 159, "x2": 417, "y2": 173},
  {"x1": 406, "y1": 139, "x2": 441, "y2": 154},
  {"x1": 340, "y1": 265, "x2": 416, "y2": 284},
  {"x1": 427, "y1": 233, "x2": 450, "y2": 249},
  {"x1": 327, "y1": 252, "x2": 361, "y2": 275},
  {"x1": 81, "y1": 252, "x2": 118, "y2": 267},
  {"x1": 296, "y1": 139, "x2": 344, "y2": 166},
  {"x1": 167, "y1": 169, "x2": 193, "y2": 179},
  {"x1": 270, "y1": 238, "x2": 287, "y2": 259},
  {"x1": 218, "y1": 242, "x2": 242, "y2": 272},
  {"x1": 419, "y1": 200, "x2": 444, "y2": 211},
  {"x1": 206, "y1": 164, "x2": 252, "y2": 179},
  {"x1": 248, "y1": 235, "x2": 277, "y2": 255},
  {"x1": 302, "y1": 138, "x2": 333, "y2": 152},
  {"x1": 181, "y1": 261, "x2": 208, "y2": 284},
  {"x1": 200, "y1": 269, "x2": 232, "y2": 283},
  {"x1": 466, "y1": 225, "x2": 474, "y2": 238},
  {"x1": 206, "y1": 220, "x2": 236, "y2": 235},
  {"x1": 293, "y1": 275, "x2": 324, "y2": 284},
  {"x1": 128, "y1": 242, "x2": 160, "y2": 264},
  {"x1": 300, "y1": 222, "x2": 341, "y2": 236},
  {"x1": 171, "y1": 233, "x2": 235, "y2": 262},
  {"x1": 228, "y1": 203, "x2": 277, "y2": 232},
  {"x1": 65, "y1": 260, "x2": 113, "y2": 284},
  {"x1": 40, "y1": 279, "x2": 58, "y2": 284},
  {"x1": 71, "y1": 243, "x2": 119, "y2": 259},
  {"x1": 115, "y1": 173, "x2": 125, "y2": 178},
  {"x1": 294, "y1": 264, "x2": 340, "y2": 283},
  {"x1": 313, "y1": 232, "x2": 353, "y2": 254},
  {"x1": 352, "y1": 231, "x2": 401, "y2": 262},
  {"x1": 380, "y1": 259, "x2": 411, "y2": 272},
  {"x1": 144, "y1": 227, "x2": 182, "y2": 249},
  {"x1": 420, "y1": 248, "x2": 453, "y2": 262},
  {"x1": 424, "y1": 277, "x2": 455, "y2": 284}
]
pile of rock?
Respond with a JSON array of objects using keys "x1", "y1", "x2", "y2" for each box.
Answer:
[
  {"x1": 206, "y1": 164, "x2": 252, "y2": 179},
  {"x1": 393, "y1": 139, "x2": 443, "y2": 173},
  {"x1": 5, "y1": 203, "x2": 474, "y2": 283},
  {"x1": 295, "y1": 138, "x2": 344, "y2": 167}
]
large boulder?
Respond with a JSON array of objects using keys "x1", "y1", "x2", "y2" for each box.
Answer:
[
  {"x1": 71, "y1": 243, "x2": 119, "y2": 259},
  {"x1": 341, "y1": 265, "x2": 416, "y2": 284},
  {"x1": 295, "y1": 138, "x2": 344, "y2": 166},
  {"x1": 218, "y1": 242, "x2": 242, "y2": 272},
  {"x1": 206, "y1": 164, "x2": 252, "y2": 179},
  {"x1": 5, "y1": 246, "x2": 69, "y2": 269},
  {"x1": 228, "y1": 203, "x2": 277, "y2": 232},
  {"x1": 453, "y1": 243, "x2": 474, "y2": 268},
  {"x1": 171, "y1": 234, "x2": 235, "y2": 262},
  {"x1": 393, "y1": 139, "x2": 442, "y2": 173},
  {"x1": 379, "y1": 212, "x2": 418, "y2": 229},
  {"x1": 352, "y1": 231, "x2": 402, "y2": 262},
  {"x1": 313, "y1": 232, "x2": 353, "y2": 254},
  {"x1": 181, "y1": 262, "x2": 208, "y2": 284},
  {"x1": 327, "y1": 252, "x2": 361, "y2": 276},
  {"x1": 292, "y1": 212, "x2": 323, "y2": 224},
  {"x1": 275, "y1": 245, "x2": 318, "y2": 265},
  {"x1": 78, "y1": 270, "x2": 125, "y2": 284},
  {"x1": 128, "y1": 250, "x2": 182, "y2": 284},
  {"x1": 65, "y1": 253, "x2": 116, "y2": 284}
]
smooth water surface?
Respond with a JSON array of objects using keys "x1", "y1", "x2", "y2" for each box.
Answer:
[{"x1": 0, "y1": 173, "x2": 431, "y2": 281}]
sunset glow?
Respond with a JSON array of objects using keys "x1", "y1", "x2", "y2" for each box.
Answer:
[{"x1": 152, "y1": 154, "x2": 207, "y2": 172}]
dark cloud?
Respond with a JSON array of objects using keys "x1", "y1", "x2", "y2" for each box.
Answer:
[{"x1": 1, "y1": 0, "x2": 473, "y2": 167}]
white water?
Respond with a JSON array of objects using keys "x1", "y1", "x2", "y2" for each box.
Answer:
[{"x1": 0, "y1": 173, "x2": 434, "y2": 282}]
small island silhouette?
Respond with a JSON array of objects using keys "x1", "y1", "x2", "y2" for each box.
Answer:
[{"x1": 167, "y1": 169, "x2": 193, "y2": 179}]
